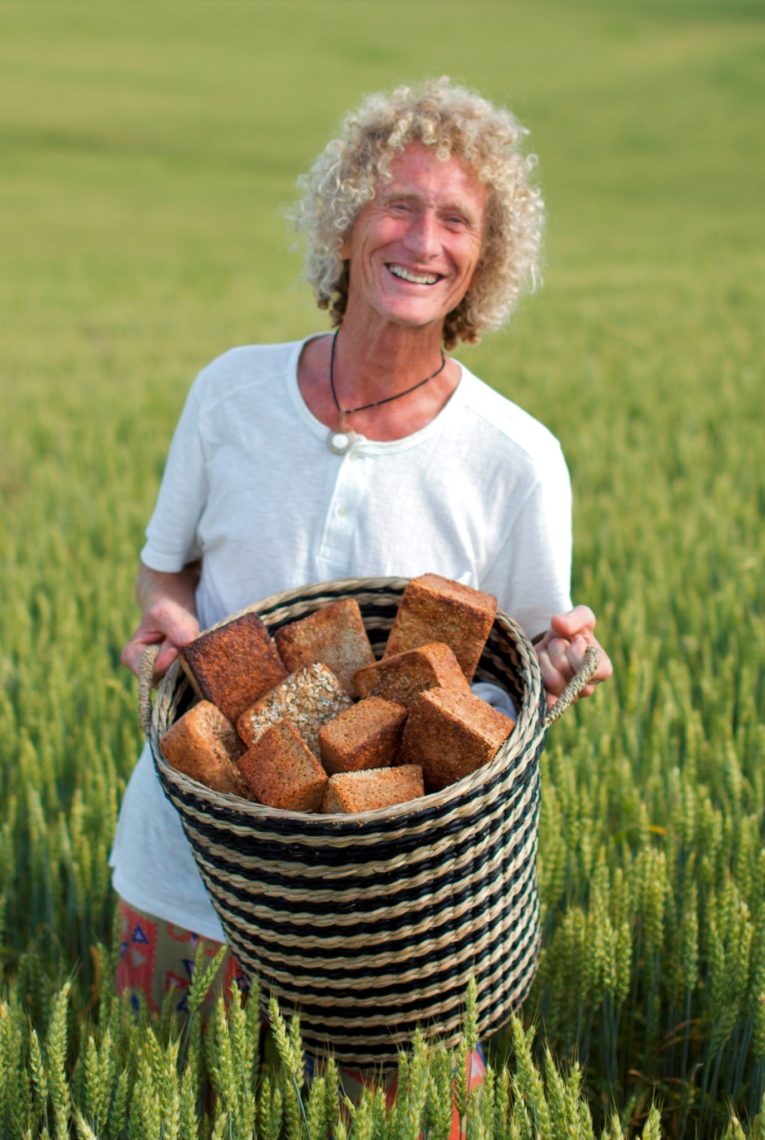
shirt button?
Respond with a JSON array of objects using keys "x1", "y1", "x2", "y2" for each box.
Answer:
[{"x1": 337, "y1": 505, "x2": 348, "y2": 518}]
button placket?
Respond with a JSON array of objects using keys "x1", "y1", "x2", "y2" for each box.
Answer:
[{"x1": 320, "y1": 446, "x2": 369, "y2": 563}]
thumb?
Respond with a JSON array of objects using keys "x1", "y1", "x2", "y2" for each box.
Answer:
[{"x1": 550, "y1": 605, "x2": 596, "y2": 640}]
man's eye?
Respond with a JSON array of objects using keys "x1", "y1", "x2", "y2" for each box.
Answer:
[{"x1": 390, "y1": 201, "x2": 411, "y2": 213}]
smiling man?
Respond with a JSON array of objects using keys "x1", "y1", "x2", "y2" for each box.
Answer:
[{"x1": 115, "y1": 76, "x2": 612, "y2": 1128}]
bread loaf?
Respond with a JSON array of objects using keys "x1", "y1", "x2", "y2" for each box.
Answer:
[
  {"x1": 383, "y1": 573, "x2": 497, "y2": 681},
  {"x1": 160, "y1": 700, "x2": 249, "y2": 797},
  {"x1": 179, "y1": 612, "x2": 287, "y2": 726},
  {"x1": 398, "y1": 685, "x2": 515, "y2": 791},
  {"x1": 318, "y1": 696, "x2": 408, "y2": 774},
  {"x1": 274, "y1": 598, "x2": 375, "y2": 694},
  {"x1": 322, "y1": 765, "x2": 424, "y2": 814},
  {"x1": 239, "y1": 719, "x2": 328, "y2": 811},
  {"x1": 353, "y1": 641, "x2": 470, "y2": 709},
  {"x1": 237, "y1": 663, "x2": 352, "y2": 755},
  {"x1": 167, "y1": 575, "x2": 512, "y2": 811}
]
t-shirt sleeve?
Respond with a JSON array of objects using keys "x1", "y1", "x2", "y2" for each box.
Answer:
[
  {"x1": 140, "y1": 376, "x2": 208, "y2": 572},
  {"x1": 481, "y1": 440, "x2": 573, "y2": 640}
]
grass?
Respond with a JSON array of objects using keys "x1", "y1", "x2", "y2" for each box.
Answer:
[{"x1": 1, "y1": 0, "x2": 764, "y2": 1134}]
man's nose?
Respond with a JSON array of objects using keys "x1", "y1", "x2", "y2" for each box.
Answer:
[{"x1": 404, "y1": 210, "x2": 440, "y2": 260}]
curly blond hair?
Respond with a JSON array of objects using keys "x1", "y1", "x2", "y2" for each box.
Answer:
[{"x1": 293, "y1": 77, "x2": 544, "y2": 349}]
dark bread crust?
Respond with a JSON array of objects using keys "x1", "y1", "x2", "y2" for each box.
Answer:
[
  {"x1": 239, "y1": 719, "x2": 328, "y2": 811},
  {"x1": 318, "y1": 697, "x2": 408, "y2": 774},
  {"x1": 321, "y1": 765, "x2": 424, "y2": 814},
  {"x1": 274, "y1": 598, "x2": 375, "y2": 694},
  {"x1": 353, "y1": 641, "x2": 470, "y2": 709},
  {"x1": 160, "y1": 700, "x2": 250, "y2": 797},
  {"x1": 179, "y1": 612, "x2": 287, "y2": 726},
  {"x1": 383, "y1": 573, "x2": 497, "y2": 681},
  {"x1": 399, "y1": 685, "x2": 515, "y2": 791}
]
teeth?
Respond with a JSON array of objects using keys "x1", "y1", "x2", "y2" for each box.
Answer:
[{"x1": 389, "y1": 265, "x2": 439, "y2": 285}]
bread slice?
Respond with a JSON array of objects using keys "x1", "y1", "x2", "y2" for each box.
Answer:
[
  {"x1": 398, "y1": 685, "x2": 515, "y2": 791},
  {"x1": 239, "y1": 719, "x2": 328, "y2": 811},
  {"x1": 274, "y1": 598, "x2": 375, "y2": 694},
  {"x1": 160, "y1": 700, "x2": 249, "y2": 797},
  {"x1": 384, "y1": 573, "x2": 497, "y2": 681},
  {"x1": 179, "y1": 612, "x2": 287, "y2": 726},
  {"x1": 318, "y1": 697, "x2": 408, "y2": 774},
  {"x1": 322, "y1": 765, "x2": 424, "y2": 814}
]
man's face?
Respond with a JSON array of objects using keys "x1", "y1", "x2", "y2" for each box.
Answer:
[{"x1": 341, "y1": 142, "x2": 488, "y2": 335}]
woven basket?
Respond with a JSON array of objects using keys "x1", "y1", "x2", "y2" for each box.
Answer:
[{"x1": 146, "y1": 576, "x2": 593, "y2": 1067}]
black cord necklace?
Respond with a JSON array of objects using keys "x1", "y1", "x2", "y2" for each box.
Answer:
[{"x1": 327, "y1": 330, "x2": 446, "y2": 455}]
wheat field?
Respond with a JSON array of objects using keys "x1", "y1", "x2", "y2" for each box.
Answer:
[{"x1": 1, "y1": 1, "x2": 763, "y2": 1135}]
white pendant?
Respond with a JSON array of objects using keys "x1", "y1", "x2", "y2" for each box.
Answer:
[{"x1": 327, "y1": 427, "x2": 357, "y2": 455}]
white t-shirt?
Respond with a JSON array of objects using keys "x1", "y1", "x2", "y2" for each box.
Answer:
[{"x1": 110, "y1": 336, "x2": 573, "y2": 940}]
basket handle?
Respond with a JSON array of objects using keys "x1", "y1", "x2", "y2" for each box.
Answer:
[
  {"x1": 543, "y1": 645, "x2": 601, "y2": 728},
  {"x1": 138, "y1": 644, "x2": 161, "y2": 736}
]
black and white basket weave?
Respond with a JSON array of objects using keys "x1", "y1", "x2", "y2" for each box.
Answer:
[{"x1": 146, "y1": 576, "x2": 591, "y2": 1067}]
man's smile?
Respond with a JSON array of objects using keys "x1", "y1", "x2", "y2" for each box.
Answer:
[{"x1": 387, "y1": 263, "x2": 443, "y2": 286}]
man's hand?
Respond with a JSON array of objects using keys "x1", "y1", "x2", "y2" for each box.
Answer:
[
  {"x1": 120, "y1": 562, "x2": 201, "y2": 681},
  {"x1": 535, "y1": 605, "x2": 613, "y2": 708}
]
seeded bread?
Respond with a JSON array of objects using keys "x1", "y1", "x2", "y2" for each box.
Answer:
[
  {"x1": 398, "y1": 685, "x2": 515, "y2": 791},
  {"x1": 239, "y1": 719, "x2": 328, "y2": 811},
  {"x1": 322, "y1": 765, "x2": 424, "y2": 814},
  {"x1": 383, "y1": 573, "x2": 497, "y2": 681},
  {"x1": 179, "y1": 612, "x2": 287, "y2": 726},
  {"x1": 318, "y1": 696, "x2": 408, "y2": 774},
  {"x1": 274, "y1": 598, "x2": 375, "y2": 694},
  {"x1": 353, "y1": 641, "x2": 470, "y2": 709},
  {"x1": 160, "y1": 700, "x2": 249, "y2": 797},
  {"x1": 236, "y1": 662, "x2": 352, "y2": 755}
]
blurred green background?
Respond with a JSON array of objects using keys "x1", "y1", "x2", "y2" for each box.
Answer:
[
  {"x1": 2, "y1": 0, "x2": 761, "y2": 388},
  {"x1": 0, "y1": 4, "x2": 763, "y2": 1133}
]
